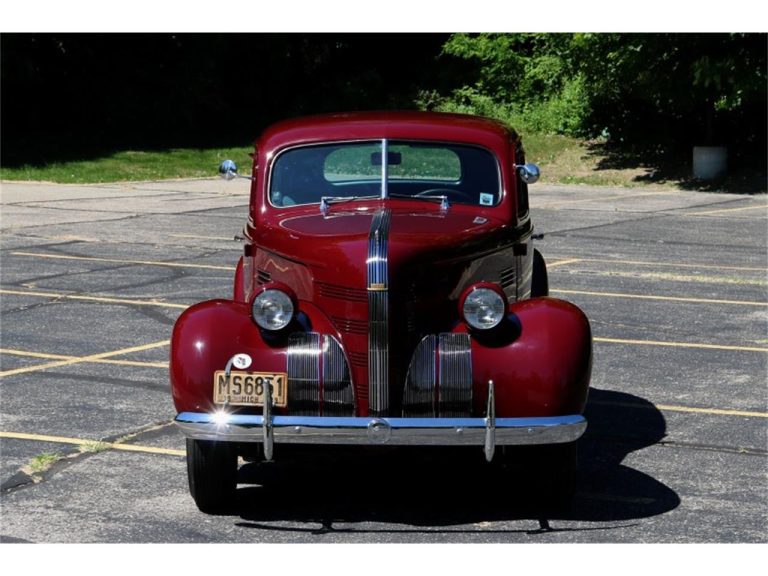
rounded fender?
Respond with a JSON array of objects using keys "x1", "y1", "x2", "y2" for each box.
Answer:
[
  {"x1": 458, "y1": 297, "x2": 592, "y2": 418},
  {"x1": 170, "y1": 299, "x2": 342, "y2": 413}
]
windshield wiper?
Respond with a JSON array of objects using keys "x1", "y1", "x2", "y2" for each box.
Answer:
[
  {"x1": 388, "y1": 192, "x2": 449, "y2": 210},
  {"x1": 319, "y1": 195, "x2": 379, "y2": 213},
  {"x1": 319, "y1": 192, "x2": 450, "y2": 213}
]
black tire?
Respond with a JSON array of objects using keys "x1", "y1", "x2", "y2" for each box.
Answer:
[
  {"x1": 186, "y1": 439, "x2": 238, "y2": 514},
  {"x1": 531, "y1": 248, "x2": 549, "y2": 297}
]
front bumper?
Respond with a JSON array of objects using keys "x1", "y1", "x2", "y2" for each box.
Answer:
[{"x1": 174, "y1": 412, "x2": 587, "y2": 462}]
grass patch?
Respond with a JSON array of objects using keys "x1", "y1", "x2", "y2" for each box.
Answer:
[
  {"x1": 0, "y1": 147, "x2": 253, "y2": 184},
  {"x1": 1, "y1": 138, "x2": 763, "y2": 192},
  {"x1": 80, "y1": 441, "x2": 111, "y2": 453},
  {"x1": 28, "y1": 453, "x2": 61, "y2": 474}
]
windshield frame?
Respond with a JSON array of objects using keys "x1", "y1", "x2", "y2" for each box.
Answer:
[{"x1": 266, "y1": 139, "x2": 502, "y2": 209}]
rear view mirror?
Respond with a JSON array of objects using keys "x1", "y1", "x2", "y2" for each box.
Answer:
[{"x1": 371, "y1": 152, "x2": 402, "y2": 166}]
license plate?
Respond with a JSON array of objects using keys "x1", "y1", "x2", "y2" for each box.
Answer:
[{"x1": 213, "y1": 371, "x2": 288, "y2": 407}]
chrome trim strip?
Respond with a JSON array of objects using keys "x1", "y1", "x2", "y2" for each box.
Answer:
[
  {"x1": 380, "y1": 138, "x2": 389, "y2": 199},
  {"x1": 402, "y1": 335, "x2": 437, "y2": 417},
  {"x1": 367, "y1": 209, "x2": 392, "y2": 415},
  {"x1": 438, "y1": 333, "x2": 472, "y2": 417},
  {"x1": 175, "y1": 412, "x2": 587, "y2": 447}
]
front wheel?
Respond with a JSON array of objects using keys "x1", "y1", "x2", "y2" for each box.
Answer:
[
  {"x1": 186, "y1": 439, "x2": 238, "y2": 514},
  {"x1": 531, "y1": 248, "x2": 549, "y2": 297}
]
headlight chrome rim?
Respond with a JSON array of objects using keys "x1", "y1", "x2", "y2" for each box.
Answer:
[
  {"x1": 250, "y1": 283, "x2": 297, "y2": 331},
  {"x1": 459, "y1": 283, "x2": 507, "y2": 331}
]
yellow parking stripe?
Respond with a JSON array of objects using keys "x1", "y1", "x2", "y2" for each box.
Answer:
[
  {"x1": 169, "y1": 234, "x2": 236, "y2": 241},
  {"x1": 552, "y1": 288, "x2": 767, "y2": 307},
  {"x1": 0, "y1": 340, "x2": 171, "y2": 377},
  {"x1": 546, "y1": 256, "x2": 765, "y2": 273},
  {"x1": 11, "y1": 251, "x2": 231, "y2": 271},
  {"x1": 546, "y1": 258, "x2": 583, "y2": 269},
  {"x1": 591, "y1": 401, "x2": 767, "y2": 419},
  {"x1": 594, "y1": 336, "x2": 768, "y2": 353},
  {"x1": 654, "y1": 404, "x2": 766, "y2": 418},
  {"x1": 0, "y1": 288, "x2": 189, "y2": 310},
  {"x1": 687, "y1": 204, "x2": 768, "y2": 217},
  {"x1": 0, "y1": 348, "x2": 168, "y2": 369},
  {"x1": 0, "y1": 431, "x2": 185, "y2": 457}
]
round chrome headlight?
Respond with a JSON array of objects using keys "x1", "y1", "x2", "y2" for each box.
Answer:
[
  {"x1": 251, "y1": 288, "x2": 295, "y2": 331},
  {"x1": 460, "y1": 285, "x2": 506, "y2": 330}
]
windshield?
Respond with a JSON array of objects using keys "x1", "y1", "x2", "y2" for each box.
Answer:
[{"x1": 269, "y1": 140, "x2": 501, "y2": 207}]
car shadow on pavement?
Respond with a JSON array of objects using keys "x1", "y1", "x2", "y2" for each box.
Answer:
[{"x1": 233, "y1": 388, "x2": 679, "y2": 532}]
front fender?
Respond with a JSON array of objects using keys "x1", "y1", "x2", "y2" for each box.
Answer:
[
  {"x1": 170, "y1": 299, "x2": 343, "y2": 414},
  {"x1": 458, "y1": 297, "x2": 592, "y2": 418}
]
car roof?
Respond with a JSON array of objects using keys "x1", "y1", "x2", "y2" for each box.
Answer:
[{"x1": 256, "y1": 111, "x2": 518, "y2": 154}]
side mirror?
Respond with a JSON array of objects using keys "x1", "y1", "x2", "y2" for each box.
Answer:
[
  {"x1": 218, "y1": 159, "x2": 238, "y2": 181},
  {"x1": 516, "y1": 163, "x2": 541, "y2": 184}
]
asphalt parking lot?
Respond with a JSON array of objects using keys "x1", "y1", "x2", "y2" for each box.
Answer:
[{"x1": 0, "y1": 177, "x2": 766, "y2": 544}]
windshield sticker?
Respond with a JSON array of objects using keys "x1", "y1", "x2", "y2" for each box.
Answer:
[{"x1": 479, "y1": 193, "x2": 494, "y2": 206}]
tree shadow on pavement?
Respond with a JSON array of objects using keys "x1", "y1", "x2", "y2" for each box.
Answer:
[
  {"x1": 229, "y1": 388, "x2": 679, "y2": 534},
  {"x1": 586, "y1": 141, "x2": 767, "y2": 195}
]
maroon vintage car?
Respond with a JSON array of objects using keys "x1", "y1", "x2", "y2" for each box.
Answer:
[{"x1": 171, "y1": 111, "x2": 592, "y2": 513}]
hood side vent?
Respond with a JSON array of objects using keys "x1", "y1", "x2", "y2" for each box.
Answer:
[
  {"x1": 257, "y1": 269, "x2": 272, "y2": 285},
  {"x1": 500, "y1": 266, "x2": 516, "y2": 290},
  {"x1": 317, "y1": 282, "x2": 367, "y2": 302}
]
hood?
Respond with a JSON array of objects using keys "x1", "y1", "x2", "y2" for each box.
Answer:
[{"x1": 262, "y1": 205, "x2": 511, "y2": 286}]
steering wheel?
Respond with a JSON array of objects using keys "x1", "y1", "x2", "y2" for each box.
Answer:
[{"x1": 414, "y1": 188, "x2": 474, "y2": 203}]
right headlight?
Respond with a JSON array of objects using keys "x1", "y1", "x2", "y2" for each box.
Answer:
[
  {"x1": 459, "y1": 283, "x2": 507, "y2": 331},
  {"x1": 250, "y1": 284, "x2": 296, "y2": 331}
]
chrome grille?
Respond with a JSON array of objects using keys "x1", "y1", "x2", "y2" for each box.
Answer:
[
  {"x1": 287, "y1": 333, "x2": 321, "y2": 416},
  {"x1": 322, "y1": 336, "x2": 355, "y2": 416},
  {"x1": 402, "y1": 333, "x2": 473, "y2": 417},
  {"x1": 402, "y1": 335, "x2": 437, "y2": 417},
  {"x1": 438, "y1": 333, "x2": 473, "y2": 417},
  {"x1": 286, "y1": 332, "x2": 355, "y2": 416}
]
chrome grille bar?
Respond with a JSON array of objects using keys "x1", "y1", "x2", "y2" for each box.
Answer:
[{"x1": 367, "y1": 209, "x2": 391, "y2": 415}]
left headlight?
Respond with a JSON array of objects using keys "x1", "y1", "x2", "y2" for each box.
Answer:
[
  {"x1": 459, "y1": 284, "x2": 507, "y2": 331},
  {"x1": 250, "y1": 285, "x2": 296, "y2": 331}
]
